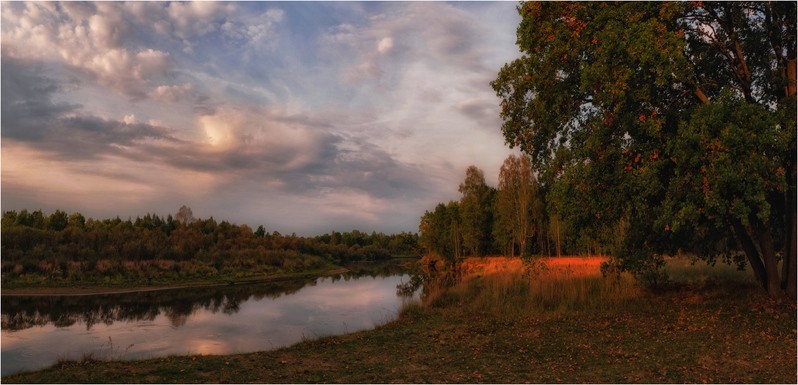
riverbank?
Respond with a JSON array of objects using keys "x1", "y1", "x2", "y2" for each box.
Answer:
[
  {"x1": 4, "y1": 257, "x2": 796, "y2": 383},
  {"x1": 0, "y1": 267, "x2": 351, "y2": 296}
]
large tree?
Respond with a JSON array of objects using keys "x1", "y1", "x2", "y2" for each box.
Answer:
[{"x1": 492, "y1": 2, "x2": 795, "y2": 297}]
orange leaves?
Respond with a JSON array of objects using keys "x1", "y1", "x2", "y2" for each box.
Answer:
[
  {"x1": 523, "y1": 2, "x2": 542, "y2": 18},
  {"x1": 649, "y1": 150, "x2": 659, "y2": 160},
  {"x1": 559, "y1": 3, "x2": 587, "y2": 38},
  {"x1": 639, "y1": 109, "x2": 660, "y2": 125},
  {"x1": 602, "y1": 111, "x2": 616, "y2": 126},
  {"x1": 622, "y1": 149, "x2": 662, "y2": 173}
]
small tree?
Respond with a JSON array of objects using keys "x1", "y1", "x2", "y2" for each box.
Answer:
[
  {"x1": 419, "y1": 201, "x2": 463, "y2": 270},
  {"x1": 175, "y1": 205, "x2": 195, "y2": 225}
]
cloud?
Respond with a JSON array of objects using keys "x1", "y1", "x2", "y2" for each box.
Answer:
[
  {"x1": 0, "y1": 55, "x2": 81, "y2": 141},
  {"x1": 166, "y1": 1, "x2": 236, "y2": 42},
  {"x1": 321, "y1": 2, "x2": 493, "y2": 85},
  {"x1": 1, "y1": 2, "x2": 173, "y2": 100},
  {"x1": 1, "y1": 2, "x2": 522, "y2": 234},
  {"x1": 222, "y1": 8, "x2": 284, "y2": 47},
  {"x1": 0, "y1": 1, "x2": 277, "y2": 102},
  {"x1": 377, "y1": 37, "x2": 393, "y2": 54},
  {"x1": 150, "y1": 83, "x2": 194, "y2": 103},
  {"x1": 456, "y1": 97, "x2": 503, "y2": 130},
  {"x1": 1, "y1": 55, "x2": 177, "y2": 161},
  {"x1": 2, "y1": 54, "x2": 434, "y2": 228}
]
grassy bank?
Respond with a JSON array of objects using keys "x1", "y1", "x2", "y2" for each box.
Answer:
[
  {"x1": 0, "y1": 266, "x2": 349, "y2": 296},
  {"x1": 1, "y1": 254, "x2": 337, "y2": 291},
  {"x1": 4, "y1": 256, "x2": 795, "y2": 383}
]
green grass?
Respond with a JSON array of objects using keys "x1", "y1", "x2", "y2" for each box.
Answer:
[{"x1": 3, "y1": 258, "x2": 795, "y2": 383}]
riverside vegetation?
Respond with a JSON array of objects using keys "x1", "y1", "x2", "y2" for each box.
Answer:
[
  {"x1": 3, "y1": 256, "x2": 795, "y2": 383},
  {"x1": 1, "y1": 207, "x2": 420, "y2": 291}
]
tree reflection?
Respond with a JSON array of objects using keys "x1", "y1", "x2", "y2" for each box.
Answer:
[
  {"x1": 1, "y1": 279, "x2": 312, "y2": 331},
  {"x1": 2, "y1": 261, "x2": 410, "y2": 331}
]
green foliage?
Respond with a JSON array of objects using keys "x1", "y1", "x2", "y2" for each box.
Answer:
[
  {"x1": 419, "y1": 201, "x2": 463, "y2": 267},
  {"x1": 492, "y1": 1, "x2": 796, "y2": 295},
  {"x1": 494, "y1": 155, "x2": 543, "y2": 257},
  {"x1": 1, "y1": 209, "x2": 421, "y2": 287},
  {"x1": 458, "y1": 166, "x2": 496, "y2": 257}
]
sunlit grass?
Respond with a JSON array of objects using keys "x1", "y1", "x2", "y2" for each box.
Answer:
[
  {"x1": 424, "y1": 255, "x2": 762, "y2": 316},
  {"x1": 424, "y1": 256, "x2": 640, "y2": 315}
]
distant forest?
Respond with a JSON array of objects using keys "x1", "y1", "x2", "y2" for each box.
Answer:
[{"x1": 1, "y1": 207, "x2": 420, "y2": 287}]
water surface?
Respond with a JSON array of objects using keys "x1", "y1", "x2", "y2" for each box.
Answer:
[{"x1": 1, "y1": 272, "x2": 418, "y2": 375}]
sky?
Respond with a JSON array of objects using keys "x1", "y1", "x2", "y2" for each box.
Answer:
[{"x1": 1, "y1": 1, "x2": 523, "y2": 235}]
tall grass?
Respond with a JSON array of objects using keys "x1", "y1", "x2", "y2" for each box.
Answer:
[
  {"x1": 416, "y1": 255, "x2": 760, "y2": 317},
  {"x1": 663, "y1": 256, "x2": 758, "y2": 287},
  {"x1": 421, "y1": 256, "x2": 641, "y2": 316}
]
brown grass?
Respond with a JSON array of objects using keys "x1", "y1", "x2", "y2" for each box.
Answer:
[
  {"x1": 4, "y1": 255, "x2": 795, "y2": 384},
  {"x1": 459, "y1": 255, "x2": 607, "y2": 278}
]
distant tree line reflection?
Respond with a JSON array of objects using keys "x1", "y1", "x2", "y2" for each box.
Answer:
[{"x1": 2, "y1": 264, "x2": 407, "y2": 331}]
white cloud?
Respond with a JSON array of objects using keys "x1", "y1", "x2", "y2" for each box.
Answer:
[
  {"x1": 1, "y1": 1, "x2": 523, "y2": 233},
  {"x1": 88, "y1": 8, "x2": 131, "y2": 49},
  {"x1": 222, "y1": 8, "x2": 284, "y2": 47},
  {"x1": 377, "y1": 36, "x2": 393, "y2": 54},
  {"x1": 150, "y1": 83, "x2": 194, "y2": 103},
  {"x1": 167, "y1": 1, "x2": 235, "y2": 41},
  {"x1": 2, "y1": 2, "x2": 175, "y2": 99}
]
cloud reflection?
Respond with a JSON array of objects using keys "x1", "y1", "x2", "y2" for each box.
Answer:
[{"x1": 1, "y1": 273, "x2": 415, "y2": 375}]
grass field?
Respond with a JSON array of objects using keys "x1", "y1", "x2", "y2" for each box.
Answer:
[{"x1": 3, "y1": 255, "x2": 795, "y2": 383}]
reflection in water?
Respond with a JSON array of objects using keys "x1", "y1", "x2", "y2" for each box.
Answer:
[
  {"x1": 2, "y1": 279, "x2": 312, "y2": 331},
  {"x1": 1, "y1": 264, "x2": 418, "y2": 376}
]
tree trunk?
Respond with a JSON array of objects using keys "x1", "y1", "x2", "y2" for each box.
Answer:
[
  {"x1": 731, "y1": 218, "x2": 768, "y2": 289},
  {"x1": 755, "y1": 226, "x2": 782, "y2": 297},
  {"x1": 786, "y1": 58, "x2": 796, "y2": 97},
  {"x1": 783, "y1": 160, "x2": 797, "y2": 298},
  {"x1": 783, "y1": 204, "x2": 797, "y2": 297},
  {"x1": 783, "y1": 58, "x2": 796, "y2": 298},
  {"x1": 510, "y1": 235, "x2": 515, "y2": 258},
  {"x1": 556, "y1": 219, "x2": 561, "y2": 257}
]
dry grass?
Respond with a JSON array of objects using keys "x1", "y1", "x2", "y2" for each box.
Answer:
[
  {"x1": 426, "y1": 256, "x2": 640, "y2": 314},
  {"x1": 5, "y1": 255, "x2": 795, "y2": 384},
  {"x1": 459, "y1": 255, "x2": 607, "y2": 278}
]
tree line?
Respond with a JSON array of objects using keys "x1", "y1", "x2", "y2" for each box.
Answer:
[
  {"x1": 1, "y1": 206, "x2": 420, "y2": 286},
  {"x1": 419, "y1": 155, "x2": 591, "y2": 268}
]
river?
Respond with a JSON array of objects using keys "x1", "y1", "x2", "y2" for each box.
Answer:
[{"x1": 1, "y1": 270, "x2": 419, "y2": 376}]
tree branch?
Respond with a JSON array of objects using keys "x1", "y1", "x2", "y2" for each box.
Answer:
[{"x1": 693, "y1": 83, "x2": 711, "y2": 105}]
